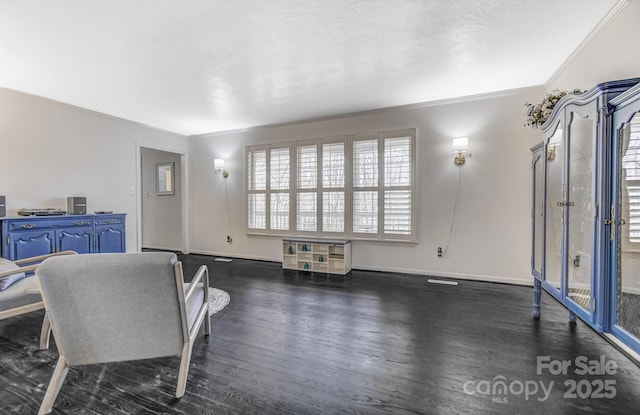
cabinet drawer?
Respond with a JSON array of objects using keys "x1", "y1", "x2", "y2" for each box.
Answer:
[
  {"x1": 95, "y1": 216, "x2": 124, "y2": 225},
  {"x1": 6, "y1": 218, "x2": 92, "y2": 231}
]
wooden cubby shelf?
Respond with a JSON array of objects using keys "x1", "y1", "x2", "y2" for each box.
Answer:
[{"x1": 282, "y1": 238, "x2": 351, "y2": 275}]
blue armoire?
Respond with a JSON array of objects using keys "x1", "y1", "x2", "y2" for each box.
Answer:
[{"x1": 532, "y1": 78, "x2": 640, "y2": 357}]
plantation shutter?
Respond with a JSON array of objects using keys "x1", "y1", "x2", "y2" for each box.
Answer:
[
  {"x1": 270, "y1": 147, "x2": 290, "y2": 231},
  {"x1": 247, "y1": 148, "x2": 267, "y2": 230},
  {"x1": 297, "y1": 144, "x2": 318, "y2": 232},
  {"x1": 383, "y1": 136, "x2": 412, "y2": 236},
  {"x1": 352, "y1": 138, "x2": 379, "y2": 235},
  {"x1": 322, "y1": 142, "x2": 345, "y2": 233}
]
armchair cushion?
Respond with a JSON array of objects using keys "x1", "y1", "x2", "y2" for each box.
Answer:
[
  {"x1": 0, "y1": 276, "x2": 41, "y2": 310},
  {"x1": 0, "y1": 258, "x2": 26, "y2": 291}
]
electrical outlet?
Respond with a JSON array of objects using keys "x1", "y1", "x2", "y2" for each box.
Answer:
[
  {"x1": 437, "y1": 247, "x2": 443, "y2": 257},
  {"x1": 226, "y1": 235, "x2": 232, "y2": 243}
]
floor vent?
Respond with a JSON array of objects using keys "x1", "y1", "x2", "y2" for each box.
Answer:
[{"x1": 427, "y1": 279, "x2": 458, "y2": 286}]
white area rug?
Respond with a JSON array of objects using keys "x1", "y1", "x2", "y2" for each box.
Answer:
[{"x1": 208, "y1": 288, "x2": 230, "y2": 316}]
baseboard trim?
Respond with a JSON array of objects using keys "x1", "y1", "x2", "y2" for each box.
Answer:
[
  {"x1": 187, "y1": 249, "x2": 275, "y2": 262},
  {"x1": 351, "y1": 264, "x2": 532, "y2": 286},
  {"x1": 186, "y1": 250, "x2": 531, "y2": 286},
  {"x1": 142, "y1": 245, "x2": 184, "y2": 253}
]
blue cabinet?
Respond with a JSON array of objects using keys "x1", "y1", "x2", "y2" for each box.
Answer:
[
  {"x1": 6, "y1": 229, "x2": 56, "y2": 260},
  {"x1": 1, "y1": 214, "x2": 126, "y2": 260},
  {"x1": 94, "y1": 215, "x2": 126, "y2": 253},
  {"x1": 57, "y1": 225, "x2": 94, "y2": 254},
  {"x1": 532, "y1": 78, "x2": 640, "y2": 356}
]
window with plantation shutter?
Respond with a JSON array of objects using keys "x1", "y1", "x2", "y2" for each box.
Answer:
[
  {"x1": 353, "y1": 138, "x2": 379, "y2": 234},
  {"x1": 322, "y1": 142, "x2": 345, "y2": 233},
  {"x1": 297, "y1": 144, "x2": 318, "y2": 232},
  {"x1": 247, "y1": 129, "x2": 415, "y2": 242},
  {"x1": 270, "y1": 147, "x2": 290, "y2": 231},
  {"x1": 247, "y1": 144, "x2": 291, "y2": 233},
  {"x1": 247, "y1": 148, "x2": 267, "y2": 230}
]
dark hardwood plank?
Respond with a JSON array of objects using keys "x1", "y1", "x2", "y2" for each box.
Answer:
[{"x1": 1, "y1": 254, "x2": 639, "y2": 414}]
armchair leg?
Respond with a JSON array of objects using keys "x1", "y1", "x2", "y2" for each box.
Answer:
[
  {"x1": 176, "y1": 342, "x2": 193, "y2": 398},
  {"x1": 38, "y1": 356, "x2": 69, "y2": 415},
  {"x1": 204, "y1": 282, "x2": 211, "y2": 336},
  {"x1": 205, "y1": 309, "x2": 211, "y2": 336},
  {"x1": 39, "y1": 312, "x2": 52, "y2": 350}
]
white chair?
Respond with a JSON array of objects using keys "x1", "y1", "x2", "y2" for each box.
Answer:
[
  {"x1": 36, "y1": 252, "x2": 210, "y2": 415},
  {"x1": 0, "y1": 251, "x2": 77, "y2": 350}
]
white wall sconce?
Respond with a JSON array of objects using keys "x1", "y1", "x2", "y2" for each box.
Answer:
[
  {"x1": 547, "y1": 129, "x2": 562, "y2": 161},
  {"x1": 214, "y1": 158, "x2": 229, "y2": 178},
  {"x1": 452, "y1": 137, "x2": 471, "y2": 166}
]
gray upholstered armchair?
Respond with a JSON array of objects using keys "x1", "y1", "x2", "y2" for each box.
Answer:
[{"x1": 36, "y1": 252, "x2": 210, "y2": 415}]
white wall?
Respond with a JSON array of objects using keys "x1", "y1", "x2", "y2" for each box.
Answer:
[
  {"x1": 141, "y1": 147, "x2": 183, "y2": 251},
  {"x1": 547, "y1": 0, "x2": 640, "y2": 91},
  {"x1": 188, "y1": 87, "x2": 546, "y2": 284},
  {"x1": 0, "y1": 88, "x2": 188, "y2": 252}
]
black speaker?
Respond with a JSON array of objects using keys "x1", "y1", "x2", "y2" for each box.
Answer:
[
  {"x1": 67, "y1": 197, "x2": 87, "y2": 215},
  {"x1": 0, "y1": 195, "x2": 5, "y2": 217}
]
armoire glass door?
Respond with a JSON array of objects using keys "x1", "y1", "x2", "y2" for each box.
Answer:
[
  {"x1": 565, "y1": 112, "x2": 596, "y2": 315},
  {"x1": 532, "y1": 145, "x2": 544, "y2": 278},
  {"x1": 613, "y1": 112, "x2": 640, "y2": 340},
  {"x1": 545, "y1": 125, "x2": 564, "y2": 292}
]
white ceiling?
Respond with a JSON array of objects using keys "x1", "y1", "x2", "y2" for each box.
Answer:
[{"x1": 0, "y1": 0, "x2": 620, "y2": 136}]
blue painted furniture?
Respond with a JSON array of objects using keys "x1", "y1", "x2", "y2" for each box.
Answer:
[
  {"x1": 532, "y1": 78, "x2": 640, "y2": 356},
  {"x1": 94, "y1": 214, "x2": 127, "y2": 254},
  {"x1": 1, "y1": 213, "x2": 126, "y2": 260}
]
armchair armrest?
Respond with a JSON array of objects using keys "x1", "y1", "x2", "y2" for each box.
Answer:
[
  {"x1": 0, "y1": 264, "x2": 38, "y2": 278},
  {"x1": 182, "y1": 264, "x2": 211, "y2": 343},
  {"x1": 13, "y1": 250, "x2": 77, "y2": 266},
  {"x1": 184, "y1": 265, "x2": 209, "y2": 303},
  {"x1": 0, "y1": 251, "x2": 78, "y2": 278}
]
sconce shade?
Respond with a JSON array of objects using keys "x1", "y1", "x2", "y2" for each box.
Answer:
[
  {"x1": 214, "y1": 158, "x2": 225, "y2": 172},
  {"x1": 452, "y1": 137, "x2": 469, "y2": 153},
  {"x1": 452, "y1": 137, "x2": 471, "y2": 166}
]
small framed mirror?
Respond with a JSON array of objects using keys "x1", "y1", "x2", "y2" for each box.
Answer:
[{"x1": 156, "y1": 162, "x2": 175, "y2": 195}]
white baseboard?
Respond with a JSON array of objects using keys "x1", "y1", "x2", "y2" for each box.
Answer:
[
  {"x1": 351, "y1": 263, "x2": 532, "y2": 286},
  {"x1": 142, "y1": 245, "x2": 183, "y2": 253},
  {"x1": 186, "y1": 250, "x2": 532, "y2": 286},
  {"x1": 187, "y1": 249, "x2": 275, "y2": 262}
]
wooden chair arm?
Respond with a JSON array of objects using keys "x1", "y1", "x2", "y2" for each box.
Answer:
[
  {"x1": 184, "y1": 265, "x2": 209, "y2": 302},
  {"x1": 13, "y1": 251, "x2": 77, "y2": 266},
  {"x1": 0, "y1": 263, "x2": 39, "y2": 278},
  {"x1": 1, "y1": 251, "x2": 78, "y2": 278}
]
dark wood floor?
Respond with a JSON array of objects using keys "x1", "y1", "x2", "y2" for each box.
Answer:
[{"x1": 2, "y1": 254, "x2": 640, "y2": 414}]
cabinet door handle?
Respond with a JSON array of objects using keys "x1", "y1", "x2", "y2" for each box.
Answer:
[
  {"x1": 105, "y1": 219, "x2": 113, "y2": 223},
  {"x1": 73, "y1": 221, "x2": 86, "y2": 226},
  {"x1": 20, "y1": 224, "x2": 36, "y2": 229}
]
